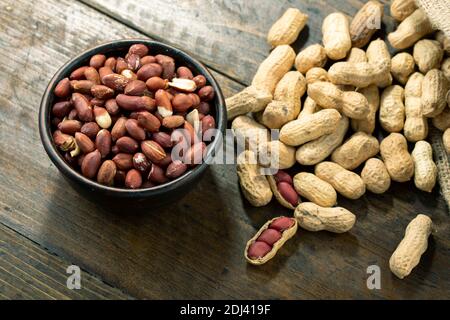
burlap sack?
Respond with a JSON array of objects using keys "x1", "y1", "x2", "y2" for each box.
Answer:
[
  {"x1": 429, "y1": 127, "x2": 450, "y2": 209},
  {"x1": 416, "y1": 0, "x2": 450, "y2": 210},
  {"x1": 416, "y1": 0, "x2": 450, "y2": 37}
]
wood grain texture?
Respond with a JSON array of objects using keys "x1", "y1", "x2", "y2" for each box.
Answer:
[
  {"x1": 0, "y1": 224, "x2": 130, "y2": 299},
  {"x1": 0, "y1": 0, "x2": 449, "y2": 299},
  {"x1": 81, "y1": 0, "x2": 398, "y2": 85}
]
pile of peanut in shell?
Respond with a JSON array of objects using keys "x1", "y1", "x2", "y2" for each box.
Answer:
[
  {"x1": 51, "y1": 43, "x2": 217, "y2": 189},
  {"x1": 228, "y1": 0, "x2": 449, "y2": 279}
]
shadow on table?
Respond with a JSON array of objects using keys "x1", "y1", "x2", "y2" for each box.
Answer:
[{"x1": 41, "y1": 166, "x2": 236, "y2": 298}]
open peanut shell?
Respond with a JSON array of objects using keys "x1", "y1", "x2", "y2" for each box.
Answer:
[
  {"x1": 267, "y1": 175, "x2": 297, "y2": 210},
  {"x1": 244, "y1": 216, "x2": 298, "y2": 265}
]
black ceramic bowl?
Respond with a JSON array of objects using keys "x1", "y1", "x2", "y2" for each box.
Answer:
[{"x1": 39, "y1": 39, "x2": 226, "y2": 201}]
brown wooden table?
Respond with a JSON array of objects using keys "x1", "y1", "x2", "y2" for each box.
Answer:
[{"x1": 0, "y1": 0, "x2": 449, "y2": 300}]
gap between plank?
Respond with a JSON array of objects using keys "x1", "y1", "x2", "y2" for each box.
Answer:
[{"x1": 0, "y1": 220, "x2": 135, "y2": 299}]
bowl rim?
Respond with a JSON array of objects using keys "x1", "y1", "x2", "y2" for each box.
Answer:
[{"x1": 39, "y1": 38, "x2": 226, "y2": 198}]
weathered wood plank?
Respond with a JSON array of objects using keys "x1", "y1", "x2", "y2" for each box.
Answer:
[
  {"x1": 0, "y1": 0, "x2": 449, "y2": 299},
  {"x1": 0, "y1": 224, "x2": 131, "y2": 299},
  {"x1": 80, "y1": 0, "x2": 397, "y2": 85}
]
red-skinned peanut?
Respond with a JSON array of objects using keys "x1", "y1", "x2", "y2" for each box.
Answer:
[
  {"x1": 277, "y1": 182, "x2": 299, "y2": 207},
  {"x1": 125, "y1": 169, "x2": 142, "y2": 189},
  {"x1": 81, "y1": 150, "x2": 101, "y2": 179},
  {"x1": 54, "y1": 78, "x2": 71, "y2": 98},
  {"x1": 274, "y1": 170, "x2": 293, "y2": 184},
  {"x1": 96, "y1": 129, "x2": 112, "y2": 158},
  {"x1": 269, "y1": 217, "x2": 295, "y2": 232},
  {"x1": 90, "y1": 54, "x2": 106, "y2": 69},
  {"x1": 133, "y1": 153, "x2": 151, "y2": 172},
  {"x1": 80, "y1": 122, "x2": 100, "y2": 139},
  {"x1": 116, "y1": 136, "x2": 139, "y2": 154},
  {"x1": 258, "y1": 229, "x2": 282, "y2": 246},
  {"x1": 247, "y1": 241, "x2": 272, "y2": 259},
  {"x1": 112, "y1": 153, "x2": 134, "y2": 171}
]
